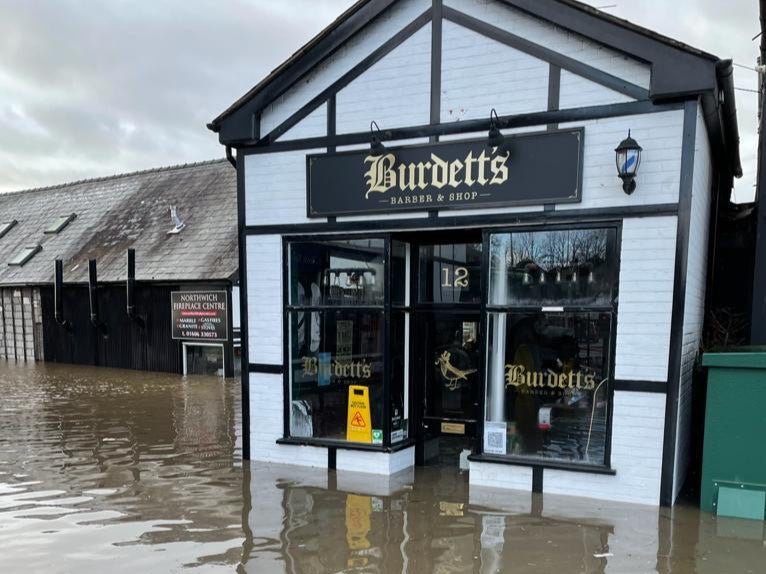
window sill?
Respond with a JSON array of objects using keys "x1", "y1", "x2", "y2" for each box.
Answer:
[
  {"x1": 277, "y1": 436, "x2": 416, "y2": 453},
  {"x1": 467, "y1": 453, "x2": 616, "y2": 475}
]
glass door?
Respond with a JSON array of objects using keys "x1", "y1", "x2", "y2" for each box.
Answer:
[
  {"x1": 407, "y1": 234, "x2": 483, "y2": 465},
  {"x1": 421, "y1": 313, "x2": 481, "y2": 426}
]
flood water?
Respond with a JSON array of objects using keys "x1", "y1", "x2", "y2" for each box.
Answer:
[{"x1": 1, "y1": 362, "x2": 764, "y2": 573}]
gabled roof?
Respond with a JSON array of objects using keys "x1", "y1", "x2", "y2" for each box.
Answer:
[
  {"x1": 0, "y1": 159, "x2": 237, "y2": 286},
  {"x1": 209, "y1": 0, "x2": 741, "y2": 178}
]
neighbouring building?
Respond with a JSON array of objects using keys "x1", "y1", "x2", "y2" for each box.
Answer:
[
  {"x1": 209, "y1": 0, "x2": 741, "y2": 506},
  {"x1": 0, "y1": 159, "x2": 241, "y2": 376}
]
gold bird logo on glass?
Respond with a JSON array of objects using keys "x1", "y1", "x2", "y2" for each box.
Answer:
[{"x1": 435, "y1": 351, "x2": 477, "y2": 391}]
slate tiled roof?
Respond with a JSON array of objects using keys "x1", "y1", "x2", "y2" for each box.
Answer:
[{"x1": 0, "y1": 159, "x2": 237, "y2": 286}]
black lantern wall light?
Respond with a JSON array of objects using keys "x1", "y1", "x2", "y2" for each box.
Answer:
[
  {"x1": 615, "y1": 130, "x2": 642, "y2": 194},
  {"x1": 487, "y1": 108, "x2": 513, "y2": 154},
  {"x1": 369, "y1": 120, "x2": 387, "y2": 156}
]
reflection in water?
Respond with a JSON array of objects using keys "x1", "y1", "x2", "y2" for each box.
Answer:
[
  {"x1": 1, "y1": 362, "x2": 765, "y2": 573},
  {"x1": 0, "y1": 362, "x2": 244, "y2": 573}
]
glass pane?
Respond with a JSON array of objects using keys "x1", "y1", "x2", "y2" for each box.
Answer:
[
  {"x1": 185, "y1": 345, "x2": 224, "y2": 376},
  {"x1": 44, "y1": 213, "x2": 76, "y2": 234},
  {"x1": 391, "y1": 240, "x2": 409, "y2": 306},
  {"x1": 488, "y1": 229, "x2": 616, "y2": 307},
  {"x1": 390, "y1": 312, "x2": 410, "y2": 443},
  {"x1": 8, "y1": 245, "x2": 41, "y2": 266},
  {"x1": 0, "y1": 220, "x2": 17, "y2": 239},
  {"x1": 290, "y1": 239, "x2": 385, "y2": 306},
  {"x1": 484, "y1": 312, "x2": 611, "y2": 466},
  {"x1": 424, "y1": 315, "x2": 481, "y2": 420},
  {"x1": 289, "y1": 310, "x2": 384, "y2": 443},
  {"x1": 418, "y1": 243, "x2": 482, "y2": 304}
]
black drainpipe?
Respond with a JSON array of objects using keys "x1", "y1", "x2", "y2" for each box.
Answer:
[
  {"x1": 226, "y1": 145, "x2": 237, "y2": 169},
  {"x1": 54, "y1": 259, "x2": 70, "y2": 330},
  {"x1": 88, "y1": 259, "x2": 106, "y2": 334},
  {"x1": 126, "y1": 249, "x2": 145, "y2": 327}
]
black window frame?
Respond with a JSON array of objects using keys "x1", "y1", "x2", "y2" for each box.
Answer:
[
  {"x1": 476, "y1": 222, "x2": 621, "y2": 472},
  {"x1": 281, "y1": 233, "x2": 414, "y2": 453}
]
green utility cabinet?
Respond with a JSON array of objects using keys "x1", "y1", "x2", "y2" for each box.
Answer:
[{"x1": 701, "y1": 351, "x2": 766, "y2": 520}]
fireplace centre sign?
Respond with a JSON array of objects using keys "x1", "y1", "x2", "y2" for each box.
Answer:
[
  {"x1": 171, "y1": 291, "x2": 228, "y2": 341},
  {"x1": 307, "y1": 128, "x2": 583, "y2": 217}
]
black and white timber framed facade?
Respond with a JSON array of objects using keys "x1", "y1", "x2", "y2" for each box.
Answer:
[{"x1": 210, "y1": 0, "x2": 741, "y2": 506}]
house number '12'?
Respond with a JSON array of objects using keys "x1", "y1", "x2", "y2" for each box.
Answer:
[{"x1": 442, "y1": 267, "x2": 469, "y2": 288}]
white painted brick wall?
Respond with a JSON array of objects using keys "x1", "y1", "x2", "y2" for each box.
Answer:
[
  {"x1": 559, "y1": 110, "x2": 684, "y2": 210},
  {"x1": 469, "y1": 461, "x2": 533, "y2": 491},
  {"x1": 673, "y1": 108, "x2": 712, "y2": 500},
  {"x1": 445, "y1": 0, "x2": 651, "y2": 89},
  {"x1": 337, "y1": 24, "x2": 431, "y2": 133},
  {"x1": 259, "y1": 0, "x2": 430, "y2": 136},
  {"x1": 249, "y1": 372, "x2": 328, "y2": 467},
  {"x1": 441, "y1": 19, "x2": 549, "y2": 122},
  {"x1": 559, "y1": 70, "x2": 634, "y2": 109},
  {"x1": 336, "y1": 467, "x2": 415, "y2": 497},
  {"x1": 246, "y1": 234, "x2": 282, "y2": 364},
  {"x1": 245, "y1": 149, "x2": 324, "y2": 226},
  {"x1": 615, "y1": 216, "x2": 677, "y2": 382},
  {"x1": 336, "y1": 446, "x2": 415, "y2": 475},
  {"x1": 276, "y1": 103, "x2": 327, "y2": 141},
  {"x1": 544, "y1": 391, "x2": 666, "y2": 505}
]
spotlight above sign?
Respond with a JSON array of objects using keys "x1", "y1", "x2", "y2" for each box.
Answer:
[{"x1": 306, "y1": 128, "x2": 584, "y2": 217}]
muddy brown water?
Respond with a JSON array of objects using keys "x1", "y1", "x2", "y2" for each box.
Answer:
[{"x1": 0, "y1": 362, "x2": 764, "y2": 573}]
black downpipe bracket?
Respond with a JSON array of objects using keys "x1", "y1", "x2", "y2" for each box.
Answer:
[
  {"x1": 53, "y1": 259, "x2": 70, "y2": 330},
  {"x1": 126, "y1": 249, "x2": 145, "y2": 327},
  {"x1": 88, "y1": 259, "x2": 107, "y2": 335}
]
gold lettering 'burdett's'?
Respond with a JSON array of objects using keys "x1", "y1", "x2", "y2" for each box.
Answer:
[
  {"x1": 504, "y1": 363, "x2": 597, "y2": 391},
  {"x1": 364, "y1": 149, "x2": 510, "y2": 199},
  {"x1": 302, "y1": 356, "x2": 372, "y2": 380}
]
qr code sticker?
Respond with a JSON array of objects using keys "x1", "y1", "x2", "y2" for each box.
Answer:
[{"x1": 487, "y1": 432, "x2": 504, "y2": 449}]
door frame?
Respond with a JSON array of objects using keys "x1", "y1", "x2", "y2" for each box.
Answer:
[
  {"x1": 182, "y1": 341, "x2": 227, "y2": 377},
  {"x1": 398, "y1": 231, "x2": 487, "y2": 465}
]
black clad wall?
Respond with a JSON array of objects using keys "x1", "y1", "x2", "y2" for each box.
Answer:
[{"x1": 40, "y1": 284, "x2": 182, "y2": 373}]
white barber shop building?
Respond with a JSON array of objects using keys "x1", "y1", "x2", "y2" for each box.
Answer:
[{"x1": 209, "y1": 0, "x2": 741, "y2": 506}]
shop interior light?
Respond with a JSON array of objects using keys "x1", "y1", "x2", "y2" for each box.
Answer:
[
  {"x1": 487, "y1": 108, "x2": 505, "y2": 150},
  {"x1": 369, "y1": 121, "x2": 387, "y2": 156},
  {"x1": 615, "y1": 130, "x2": 642, "y2": 194}
]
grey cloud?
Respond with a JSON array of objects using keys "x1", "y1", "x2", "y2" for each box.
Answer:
[{"x1": 0, "y1": 0, "x2": 759, "y2": 201}]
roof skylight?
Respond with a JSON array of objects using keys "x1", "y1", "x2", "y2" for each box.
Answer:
[
  {"x1": 44, "y1": 213, "x2": 77, "y2": 234},
  {"x1": 0, "y1": 220, "x2": 17, "y2": 239},
  {"x1": 8, "y1": 245, "x2": 42, "y2": 267}
]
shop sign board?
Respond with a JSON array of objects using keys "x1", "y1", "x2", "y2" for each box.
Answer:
[
  {"x1": 171, "y1": 290, "x2": 228, "y2": 341},
  {"x1": 307, "y1": 128, "x2": 583, "y2": 217}
]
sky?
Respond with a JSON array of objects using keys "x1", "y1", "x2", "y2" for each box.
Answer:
[{"x1": 0, "y1": 0, "x2": 759, "y2": 201}]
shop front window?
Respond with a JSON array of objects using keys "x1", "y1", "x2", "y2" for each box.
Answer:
[
  {"x1": 484, "y1": 228, "x2": 617, "y2": 467},
  {"x1": 488, "y1": 229, "x2": 616, "y2": 307},
  {"x1": 289, "y1": 239, "x2": 385, "y2": 307},
  {"x1": 289, "y1": 310, "x2": 384, "y2": 441},
  {"x1": 288, "y1": 239, "x2": 390, "y2": 445}
]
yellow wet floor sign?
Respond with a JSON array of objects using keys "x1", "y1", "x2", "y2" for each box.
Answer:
[{"x1": 346, "y1": 385, "x2": 372, "y2": 443}]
